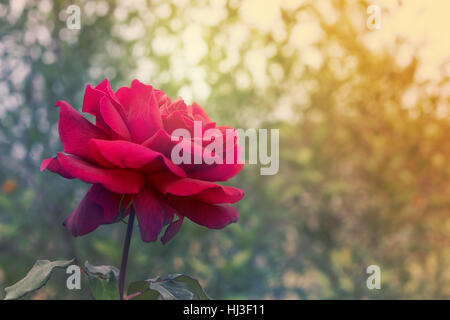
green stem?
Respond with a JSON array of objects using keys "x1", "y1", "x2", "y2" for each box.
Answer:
[{"x1": 118, "y1": 207, "x2": 135, "y2": 300}]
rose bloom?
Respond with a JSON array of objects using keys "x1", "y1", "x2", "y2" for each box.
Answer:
[{"x1": 41, "y1": 79, "x2": 244, "y2": 243}]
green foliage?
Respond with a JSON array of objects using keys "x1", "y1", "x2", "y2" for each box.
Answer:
[
  {"x1": 4, "y1": 259, "x2": 74, "y2": 300},
  {"x1": 166, "y1": 274, "x2": 211, "y2": 300},
  {"x1": 127, "y1": 274, "x2": 211, "y2": 300},
  {"x1": 84, "y1": 262, "x2": 120, "y2": 300},
  {"x1": 127, "y1": 281, "x2": 160, "y2": 300},
  {"x1": 3, "y1": 259, "x2": 209, "y2": 300},
  {"x1": 151, "y1": 278, "x2": 194, "y2": 300}
]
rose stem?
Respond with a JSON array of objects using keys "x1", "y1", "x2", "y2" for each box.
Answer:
[{"x1": 118, "y1": 207, "x2": 135, "y2": 300}]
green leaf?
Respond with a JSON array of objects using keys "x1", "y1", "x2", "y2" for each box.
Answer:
[
  {"x1": 4, "y1": 259, "x2": 74, "y2": 300},
  {"x1": 127, "y1": 274, "x2": 211, "y2": 300},
  {"x1": 167, "y1": 274, "x2": 211, "y2": 300},
  {"x1": 84, "y1": 261, "x2": 120, "y2": 300},
  {"x1": 84, "y1": 261, "x2": 119, "y2": 278},
  {"x1": 150, "y1": 279, "x2": 194, "y2": 300},
  {"x1": 127, "y1": 281, "x2": 160, "y2": 300},
  {"x1": 88, "y1": 276, "x2": 119, "y2": 300}
]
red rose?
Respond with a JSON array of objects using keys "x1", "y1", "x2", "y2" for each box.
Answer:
[{"x1": 41, "y1": 79, "x2": 244, "y2": 243}]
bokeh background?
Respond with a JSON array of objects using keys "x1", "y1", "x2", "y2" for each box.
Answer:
[{"x1": 1, "y1": 0, "x2": 450, "y2": 299}]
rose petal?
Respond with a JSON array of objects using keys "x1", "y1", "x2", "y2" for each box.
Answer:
[
  {"x1": 99, "y1": 96, "x2": 131, "y2": 140},
  {"x1": 40, "y1": 157, "x2": 74, "y2": 179},
  {"x1": 56, "y1": 100, "x2": 109, "y2": 162},
  {"x1": 186, "y1": 143, "x2": 244, "y2": 181},
  {"x1": 81, "y1": 83, "x2": 114, "y2": 133},
  {"x1": 166, "y1": 195, "x2": 239, "y2": 229},
  {"x1": 52, "y1": 152, "x2": 144, "y2": 194},
  {"x1": 95, "y1": 78, "x2": 121, "y2": 105},
  {"x1": 134, "y1": 188, "x2": 175, "y2": 242},
  {"x1": 83, "y1": 79, "x2": 121, "y2": 114},
  {"x1": 142, "y1": 129, "x2": 221, "y2": 165},
  {"x1": 188, "y1": 163, "x2": 244, "y2": 182},
  {"x1": 161, "y1": 98, "x2": 187, "y2": 118},
  {"x1": 155, "y1": 89, "x2": 171, "y2": 107},
  {"x1": 189, "y1": 102, "x2": 211, "y2": 123},
  {"x1": 161, "y1": 216, "x2": 184, "y2": 244},
  {"x1": 150, "y1": 173, "x2": 244, "y2": 204},
  {"x1": 63, "y1": 184, "x2": 126, "y2": 236},
  {"x1": 162, "y1": 110, "x2": 195, "y2": 135},
  {"x1": 141, "y1": 129, "x2": 175, "y2": 157},
  {"x1": 143, "y1": 126, "x2": 241, "y2": 180},
  {"x1": 82, "y1": 84, "x2": 105, "y2": 116},
  {"x1": 88, "y1": 139, "x2": 186, "y2": 177},
  {"x1": 116, "y1": 79, "x2": 163, "y2": 143}
]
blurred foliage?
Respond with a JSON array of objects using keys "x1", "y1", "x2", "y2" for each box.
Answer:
[{"x1": 1, "y1": 0, "x2": 450, "y2": 299}]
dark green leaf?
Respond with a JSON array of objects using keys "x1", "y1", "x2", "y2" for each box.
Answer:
[
  {"x1": 127, "y1": 281, "x2": 160, "y2": 300},
  {"x1": 84, "y1": 261, "x2": 120, "y2": 300},
  {"x1": 150, "y1": 280, "x2": 194, "y2": 300},
  {"x1": 4, "y1": 259, "x2": 74, "y2": 300},
  {"x1": 168, "y1": 274, "x2": 211, "y2": 300},
  {"x1": 84, "y1": 261, "x2": 119, "y2": 278},
  {"x1": 131, "y1": 274, "x2": 211, "y2": 300}
]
